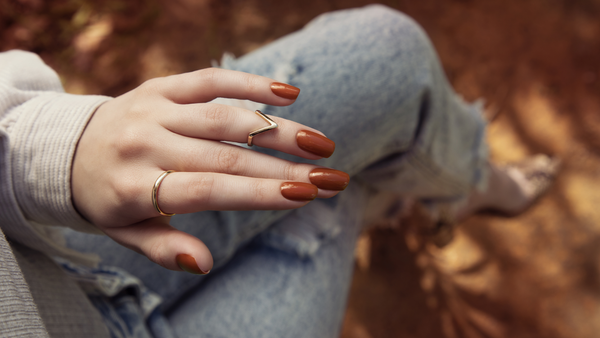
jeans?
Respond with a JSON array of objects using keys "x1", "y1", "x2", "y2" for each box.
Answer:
[{"x1": 65, "y1": 5, "x2": 487, "y2": 338}]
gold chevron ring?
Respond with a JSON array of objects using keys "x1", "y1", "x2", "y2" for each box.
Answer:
[{"x1": 247, "y1": 110, "x2": 278, "y2": 146}]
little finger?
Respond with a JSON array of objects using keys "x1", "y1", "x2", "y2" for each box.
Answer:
[{"x1": 102, "y1": 218, "x2": 213, "y2": 274}]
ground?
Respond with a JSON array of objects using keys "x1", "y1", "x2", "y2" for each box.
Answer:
[{"x1": 3, "y1": 0, "x2": 600, "y2": 337}]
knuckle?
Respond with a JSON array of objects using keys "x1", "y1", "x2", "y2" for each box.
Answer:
[
  {"x1": 112, "y1": 125, "x2": 147, "y2": 159},
  {"x1": 249, "y1": 179, "x2": 269, "y2": 203},
  {"x1": 111, "y1": 173, "x2": 143, "y2": 206},
  {"x1": 243, "y1": 73, "x2": 260, "y2": 92},
  {"x1": 216, "y1": 147, "x2": 243, "y2": 175},
  {"x1": 138, "y1": 77, "x2": 163, "y2": 95},
  {"x1": 186, "y1": 176, "x2": 215, "y2": 207},
  {"x1": 199, "y1": 68, "x2": 219, "y2": 86},
  {"x1": 203, "y1": 104, "x2": 231, "y2": 135},
  {"x1": 282, "y1": 164, "x2": 303, "y2": 181},
  {"x1": 146, "y1": 238, "x2": 169, "y2": 267},
  {"x1": 127, "y1": 101, "x2": 150, "y2": 121}
]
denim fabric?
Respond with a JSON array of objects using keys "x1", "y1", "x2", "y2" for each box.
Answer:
[
  {"x1": 64, "y1": 4, "x2": 488, "y2": 338},
  {"x1": 55, "y1": 258, "x2": 174, "y2": 338}
]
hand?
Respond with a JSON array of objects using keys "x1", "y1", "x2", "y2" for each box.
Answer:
[{"x1": 71, "y1": 68, "x2": 350, "y2": 274}]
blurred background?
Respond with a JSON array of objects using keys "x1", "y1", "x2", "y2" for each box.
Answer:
[{"x1": 3, "y1": 0, "x2": 600, "y2": 337}]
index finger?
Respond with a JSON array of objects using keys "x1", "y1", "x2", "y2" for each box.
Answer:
[{"x1": 151, "y1": 68, "x2": 300, "y2": 105}]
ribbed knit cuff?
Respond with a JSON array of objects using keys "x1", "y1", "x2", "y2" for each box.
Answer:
[{"x1": 10, "y1": 92, "x2": 111, "y2": 234}]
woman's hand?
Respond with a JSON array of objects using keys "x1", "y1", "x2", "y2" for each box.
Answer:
[{"x1": 71, "y1": 68, "x2": 349, "y2": 274}]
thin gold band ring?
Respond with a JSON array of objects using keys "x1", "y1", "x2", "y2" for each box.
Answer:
[
  {"x1": 152, "y1": 170, "x2": 176, "y2": 216},
  {"x1": 247, "y1": 110, "x2": 278, "y2": 146}
]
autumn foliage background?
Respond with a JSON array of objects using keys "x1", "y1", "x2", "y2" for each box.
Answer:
[{"x1": 3, "y1": 0, "x2": 600, "y2": 337}]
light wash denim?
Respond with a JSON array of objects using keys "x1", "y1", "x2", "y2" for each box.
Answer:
[{"x1": 64, "y1": 4, "x2": 488, "y2": 338}]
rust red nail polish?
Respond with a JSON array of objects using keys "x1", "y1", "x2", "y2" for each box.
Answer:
[
  {"x1": 176, "y1": 254, "x2": 210, "y2": 275},
  {"x1": 296, "y1": 130, "x2": 335, "y2": 158},
  {"x1": 271, "y1": 82, "x2": 300, "y2": 100},
  {"x1": 309, "y1": 168, "x2": 350, "y2": 191},
  {"x1": 281, "y1": 182, "x2": 318, "y2": 201}
]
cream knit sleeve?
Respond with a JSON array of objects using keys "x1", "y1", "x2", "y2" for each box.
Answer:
[{"x1": 0, "y1": 50, "x2": 110, "y2": 262}]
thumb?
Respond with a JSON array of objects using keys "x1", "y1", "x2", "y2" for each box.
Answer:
[{"x1": 102, "y1": 218, "x2": 213, "y2": 274}]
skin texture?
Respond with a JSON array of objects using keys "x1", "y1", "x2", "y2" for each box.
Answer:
[{"x1": 71, "y1": 68, "x2": 348, "y2": 274}]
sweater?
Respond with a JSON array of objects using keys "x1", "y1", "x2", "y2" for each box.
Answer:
[{"x1": 0, "y1": 50, "x2": 111, "y2": 337}]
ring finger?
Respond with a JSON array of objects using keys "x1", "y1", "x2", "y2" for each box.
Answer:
[
  {"x1": 149, "y1": 171, "x2": 319, "y2": 216},
  {"x1": 152, "y1": 135, "x2": 350, "y2": 196}
]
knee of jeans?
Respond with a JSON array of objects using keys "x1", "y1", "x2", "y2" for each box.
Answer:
[
  {"x1": 365, "y1": 5, "x2": 435, "y2": 58},
  {"x1": 310, "y1": 4, "x2": 433, "y2": 58},
  {"x1": 361, "y1": 4, "x2": 422, "y2": 29}
]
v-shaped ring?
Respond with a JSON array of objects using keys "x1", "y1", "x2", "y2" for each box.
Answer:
[{"x1": 247, "y1": 110, "x2": 278, "y2": 146}]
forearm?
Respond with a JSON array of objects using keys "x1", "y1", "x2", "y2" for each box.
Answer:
[{"x1": 0, "y1": 50, "x2": 110, "y2": 236}]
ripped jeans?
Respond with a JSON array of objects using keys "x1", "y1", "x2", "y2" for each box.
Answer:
[{"x1": 65, "y1": 5, "x2": 488, "y2": 338}]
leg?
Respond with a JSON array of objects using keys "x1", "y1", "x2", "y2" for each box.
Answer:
[
  {"x1": 233, "y1": 5, "x2": 488, "y2": 199},
  {"x1": 66, "y1": 4, "x2": 488, "y2": 313},
  {"x1": 168, "y1": 183, "x2": 367, "y2": 338},
  {"x1": 456, "y1": 155, "x2": 559, "y2": 220},
  {"x1": 64, "y1": 6, "x2": 555, "y2": 336}
]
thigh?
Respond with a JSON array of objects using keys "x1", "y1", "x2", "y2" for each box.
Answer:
[{"x1": 167, "y1": 183, "x2": 367, "y2": 338}]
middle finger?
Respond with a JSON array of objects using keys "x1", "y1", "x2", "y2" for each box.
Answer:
[{"x1": 159, "y1": 102, "x2": 336, "y2": 160}]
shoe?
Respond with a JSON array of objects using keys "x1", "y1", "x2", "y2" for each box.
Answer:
[{"x1": 426, "y1": 154, "x2": 560, "y2": 247}]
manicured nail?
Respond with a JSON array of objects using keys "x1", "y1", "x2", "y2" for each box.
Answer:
[
  {"x1": 281, "y1": 182, "x2": 318, "y2": 201},
  {"x1": 176, "y1": 254, "x2": 210, "y2": 275},
  {"x1": 271, "y1": 82, "x2": 300, "y2": 100},
  {"x1": 309, "y1": 168, "x2": 350, "y2": 191},
  {"x1": 296, "y1": 130, "x2": 335, "y2": 158}
]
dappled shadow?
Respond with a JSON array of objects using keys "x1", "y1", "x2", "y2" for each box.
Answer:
[
  {"x1": 343, "y1": 1, "x2": 600, "y2": 337},
  {"x1": 3, "y1": 0, "x2": 600, "y2": 337}
]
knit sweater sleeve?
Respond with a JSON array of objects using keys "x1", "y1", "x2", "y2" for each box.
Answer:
[{"x1": 0, "y1": 50, "x2": 111, "y2": 240}]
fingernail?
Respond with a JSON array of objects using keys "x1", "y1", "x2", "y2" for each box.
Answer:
[
  {"x1": 271, "y1": 82, "x2": 300, "y2": 100},
  {"x1": 309, "y1": 168, "x2": 350, "y2": 191},
  {"x1": 176, "y1": 254, "x2": 210, "y2": 275},
  {"x1": 296, "y1": 130, "x2": 335, "y2": 158},
  {"x1": 281, "y1": 182, "x2": 318, "y2": 201}
]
